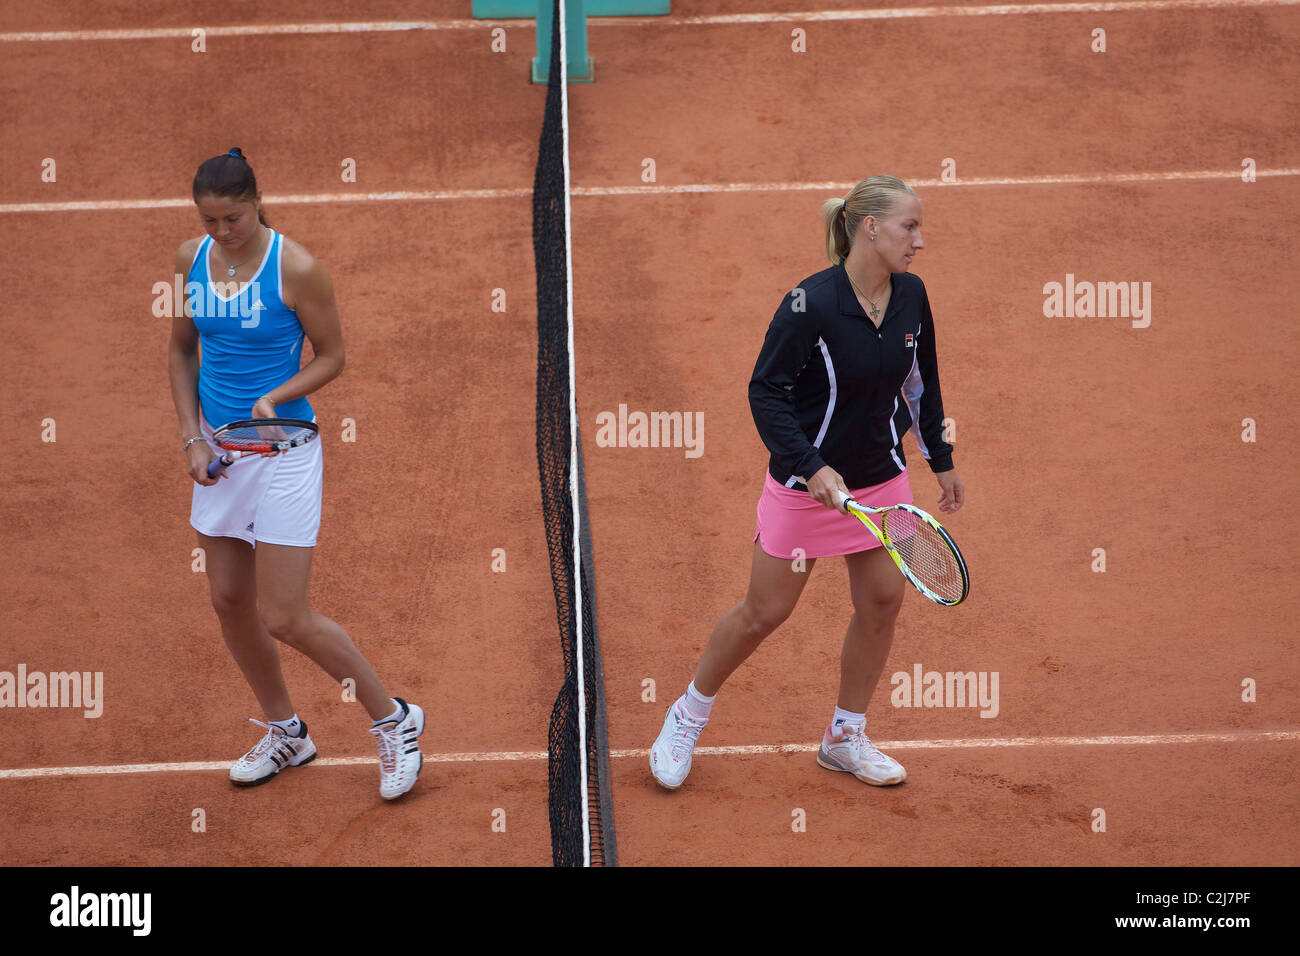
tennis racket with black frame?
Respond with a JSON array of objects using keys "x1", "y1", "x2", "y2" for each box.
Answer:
[
  {"x1": 206, "y1": 418, "x2": 319, "y2": 478},
  {"x1": 835, "y1": 489, "x2": 970, "y2": 606}
]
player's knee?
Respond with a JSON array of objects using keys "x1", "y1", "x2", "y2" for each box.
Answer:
[
  {"x1": 738, "y1": 599, "x2": 792, "y2": 641},
  {"x1": 855, "y1": 587, "x2": 904, "y2": 623},
  {"x1": 208, "y1": 582, "x2": 254, "y2": 620},
  {"x1": 261, "y1": 608, "x2": 308, "y2": 647}
]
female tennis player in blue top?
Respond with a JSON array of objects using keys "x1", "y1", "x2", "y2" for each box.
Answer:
[
  {"x1": 168, "y1": 148, "x2": 424, "y2": 800},
  {"x1": 651, "y1": 175, "x2": 965, "y2": 790}
]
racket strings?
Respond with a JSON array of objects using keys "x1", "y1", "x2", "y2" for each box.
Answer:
[
  {"x1": 217, "y1": 423, "x2": 311, "y2": 451},
  {"x1": 882, "y1": 509, "x2": 965, "y2": 602}
]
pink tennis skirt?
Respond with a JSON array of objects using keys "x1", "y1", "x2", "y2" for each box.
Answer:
[{"x1": 754, "y1": 467, "x2": 914, "y2": 559}]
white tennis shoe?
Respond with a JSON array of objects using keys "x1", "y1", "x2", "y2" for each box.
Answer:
[
  {"x1": 650, "y1": 699, "x2": 708, "y2": 790},
  {"x1": 371, "y1": 698, "x2": 425, "y2": 800},
  {"x1": 230, "y1": 718, "x2": 317, "y2": 786},
  {"x1": 817, "y1": 723, "x2": 906, "y2": 786}
]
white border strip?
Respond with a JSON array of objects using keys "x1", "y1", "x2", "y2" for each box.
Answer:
[
  {"x1": 672, "y1": 729, "x2": 1300, "y2": 756},
  {"x1": 609, "y1": 0, "x2": 1300, "y2": 26},
  {"x1": 0, "y1": 188, "x2": 533, "y2": 215},
  {"x1": 3, "y1": 1, "x2": 1297, "y2": 42},
  {"x1": 0, "y1": 752, "x2": 550, "y2": 779},
  {"x1": 3, "y1": 730, "x2": 1294, "y2": 780},
  {"x1": 3, "y1": 168, "x2": 1297, "y2": 216},
  {"x1": 572, "y1": 168, "x2": 1300, "y2": 194},
  {"x1": 556, "y1": 0, "x2": 593, "y2": 869},
  {"x1": 0, "y1": 20, "x2": 509, "y2": 42}
]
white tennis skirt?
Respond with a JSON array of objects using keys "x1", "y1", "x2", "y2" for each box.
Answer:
[{"x1": 189, "y1": 415, "x2": 323, "y2": 548}]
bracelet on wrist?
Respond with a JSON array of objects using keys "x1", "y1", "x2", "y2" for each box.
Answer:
[{"x1": 183, "y1": 436, "x2": 204, "y2": 451}]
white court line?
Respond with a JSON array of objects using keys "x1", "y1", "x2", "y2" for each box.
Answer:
[
  {"x1": 2, "y1": 168, "x2": 1296, "y2": 215},
  {"x1": 666, "y1": 728, "x2": 1300, "y2": 757},
  {"x1": 607, "y1": 0, "x2": 1300, "y2": 26},
  {"x1": 572, "y1": 168, "x2": 1300, "y2": 195},
  {"x1": 2, "y1": 729, "x2": 1295, "y2": 780},
  {"x1": 2, "y1": 0, "x2": 1297, "y2": 42},
  {"x1": 0, "y1": 751, "x2": 551, "y2": 780},
  {"x1": 0, "y1": 187, "x2": 534, "y2": 215},
  {"x1": 0, "y1": 20, "x2": 510, "y2": 42}
]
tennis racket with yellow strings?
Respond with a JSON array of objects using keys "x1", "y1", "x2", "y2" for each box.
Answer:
[{"x1": 836, "y1": 490, "x2": 969, "y2": 606}]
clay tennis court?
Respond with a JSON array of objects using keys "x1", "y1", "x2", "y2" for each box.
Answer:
[{"x1": 1, "y1": 0, "x2": 1297, "y2": 870}]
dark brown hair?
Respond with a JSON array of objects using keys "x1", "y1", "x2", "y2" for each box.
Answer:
[{"x1": 192, "y1": 147, "x2": 268, "y2": 226}]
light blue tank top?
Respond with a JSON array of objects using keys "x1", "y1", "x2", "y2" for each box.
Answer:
[{"x1": 186, "y1": 229, "x2": 314, "y2": 428}]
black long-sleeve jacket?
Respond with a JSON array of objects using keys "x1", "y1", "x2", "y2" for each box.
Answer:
[{"x1": 748, "y1": 263, "x2": 954, "y2": 490}]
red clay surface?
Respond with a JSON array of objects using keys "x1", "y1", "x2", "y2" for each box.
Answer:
[{"x1": 1, "y1": 1, "x2": 1297, "y2": 867}]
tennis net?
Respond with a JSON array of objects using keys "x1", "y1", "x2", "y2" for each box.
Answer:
[{"x1": 533, "y1": 0, "x2": 617, "y2": 867}]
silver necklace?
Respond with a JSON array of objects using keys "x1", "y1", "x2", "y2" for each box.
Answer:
[
  {"x1": 847, "y1": 269, "x2": 889, "y2": 322},
  {"x1": 216, "y1": 228, "x2": 265, "y2": 277}
]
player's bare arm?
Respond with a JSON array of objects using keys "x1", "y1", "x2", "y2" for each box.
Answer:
[
  {"x1": 169, "y1": 237, "x2": 220, "y2": 484},
  {"x1": 258, "y1": 238, "x2": 345, "y2": 413}
]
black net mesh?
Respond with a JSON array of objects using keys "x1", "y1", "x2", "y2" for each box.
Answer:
[{"x1": 533, "y1": 0, "x2": 617, "y2": 868}]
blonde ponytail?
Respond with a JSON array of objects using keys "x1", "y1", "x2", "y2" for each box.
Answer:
[
  {"x1": 822, "y1": 175, "x2": 918, "y2": 265},
  {"x1": 821, "y1": 198, "x2": 851, "y2": 265}
]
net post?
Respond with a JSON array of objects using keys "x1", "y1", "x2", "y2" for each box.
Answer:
[{"x1": 532, "y1": 0, "x2": 594, "y2": 84}]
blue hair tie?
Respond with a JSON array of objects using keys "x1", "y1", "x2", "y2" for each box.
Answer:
[{"x1": 227, "y1": 150, "x2": 241, "y2": 158}]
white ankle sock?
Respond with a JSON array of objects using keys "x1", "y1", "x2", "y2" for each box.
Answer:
[
  {"x1": 270, "y1": 715, "x2": 302, "y2": 737},
  {"x1": 681, "y1": 681, "x2": 715, "y2": 720},
  {"x1": 831, "y1": 707, "x2": 865, "y2": 734}
]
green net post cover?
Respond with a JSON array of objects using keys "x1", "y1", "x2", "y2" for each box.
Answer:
[
  {"x1": 473, "y1": 0, "x2": 669, "y2": 15},
  {"x1": 531, "y1": 0, "x2": 594, "y2": 83}
]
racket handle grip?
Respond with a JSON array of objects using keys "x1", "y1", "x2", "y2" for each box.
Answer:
[
  {"x1": 836, "y1": 490, "x2": 854, "y2": 509},
  {"x1": 206, "y1": 452, "x2": 238, "y2": 478}
]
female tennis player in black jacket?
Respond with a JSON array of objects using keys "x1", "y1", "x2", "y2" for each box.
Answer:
[{"x1": 651, "y1": 175, "x2": 964, "y2": 790}]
